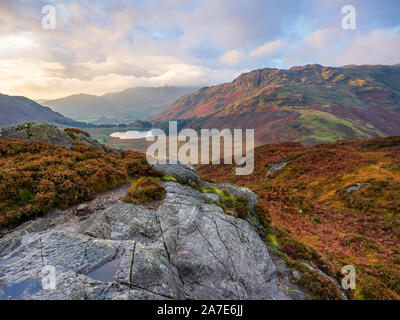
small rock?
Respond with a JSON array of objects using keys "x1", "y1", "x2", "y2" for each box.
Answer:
[
  {"x1": 77, "y1": 203, "x2": 89, "y2": 212},
  {"x1": 346, "y1": 182, "x2": 366, "y2": 193},
  {"x1": 267, "y1": 161, "x2": 287, "y2": 176},
  {"x1": 292, "y1": 270, "x2": 301, "y2": 280}
]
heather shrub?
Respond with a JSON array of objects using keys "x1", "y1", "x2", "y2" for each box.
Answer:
[
  {"x1": 197, "y1": 136, "x2": 400, "y2": 299},
  {"x1": 297, "y1": 269, "x2": 343, "y2": 300},
  {"x1": 124, "y1": 177, "x2": 166, "y2": 204},
  {"x1": 201, "y1": 186, "x2": 248, "y2": 219},
  {"x1": 124, "y1": 156, "x2": 161, "y2": 178},
  {"x1": 64, "y1": 127, "x2": 91, "y2": 138},
  {"x1": 0, "y1": 138, "x2": 154, "y2": 226}
]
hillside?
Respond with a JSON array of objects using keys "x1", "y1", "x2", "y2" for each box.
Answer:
[
  {"x1": 152, "y1": 64, "x2": 400, "y2": 145},
  {"x1": 197, "y1": 136, "x2": 400, "y2": 299},
  {"x1": 0, "y1": 93, "x2": 75, "y2": 126},
  {"x1": 42, "y1": 87, "x2": 198, "y2": 123},
  {"x1": 0, "y1": 123, "x2": 156, "y2": 226},
  {"x1": 0, "y1": 123, "x2": 308, "y2": 300},
  {"x1": 1, "y1": 121, "x2": 399, "y2": 299}
]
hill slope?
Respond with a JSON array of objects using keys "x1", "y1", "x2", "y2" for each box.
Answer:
[
  {"x1": 152, "y1": 64, "x2": 400, "y2": 145},
  {"x1": 197, "y1": 136, "x2": 400, "y2": 299},
  {"x1": 42, "y1": 87, "x2": 198, "y2": 123},
  {"x1": 0, "y1": 93, "x2": 74, "y2": 126}
]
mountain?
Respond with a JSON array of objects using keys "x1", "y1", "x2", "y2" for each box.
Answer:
[
  {"x1": 152, "y1": 64, "x2": 400, "y2": 145},
  {"x1": 0, "y1": 93, "x2": 75, "y2": 126},
  {"x1": 42, "y1": 87, "x2": 198, "y2": 123}
]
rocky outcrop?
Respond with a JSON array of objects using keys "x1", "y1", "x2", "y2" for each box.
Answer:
[
  {"x1": 75, "y1": 133, "x2": 104, "y2": 151},
  {"x1": 152, "y1": 161, "x2": 200, "y2": 184},
  {"x1": 0, "y1": 121, "x2": 107, "y2": 151},
  {"x1": 0, "y1": 122, "x2": 74, "y2": 148},
  {"x1": 0, "y1": 181, "x2": 307, "y2": 300}
]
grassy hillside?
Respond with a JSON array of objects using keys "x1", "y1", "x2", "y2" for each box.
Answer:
[
  {"x1": 197, "y1": 136, "x2": 400, "y2": 299},
  {"x1": 152, "y1": 64, "x2": 400, "y2": 145}
]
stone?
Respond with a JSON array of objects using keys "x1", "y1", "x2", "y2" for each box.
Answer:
[
  {"x1": 0, "y1": 181, "x2": 305, "y2": 300},
  {"x1": 267, "y1": 162, "x2": 287, "y2": 176},
  {"x1": 293, "y1": 270, "x2": 301, "y2": 280},
  {"x1": 200, "y1": 182, "x2": 258, "y2": 214},
  {"x1": 77, "y1": 204, "x2": 89, "y2": 212},
  {"x1": 152, "y1": 161, "x2": 200, "y2": 184},
  {"x1": 202, "y1": 193, "x2": 220, "y2": 203},
  {"x1": 0, "y1": 122, "x2": 73, "y2": 148},
  {"x1": 0, "y1": 121, "x2": 108, "y2": 152},
  {"x1": 346, "y1": 182, "x2": 366, "y2": 193}
]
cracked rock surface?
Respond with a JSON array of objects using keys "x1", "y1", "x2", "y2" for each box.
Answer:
[{"x1": 0, "y1": 181, "x2": 307, "y2": 300}]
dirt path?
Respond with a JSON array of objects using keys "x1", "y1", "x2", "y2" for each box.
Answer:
[{"x1": 64, "y1": 182, "x2": 131, "y2": 216}]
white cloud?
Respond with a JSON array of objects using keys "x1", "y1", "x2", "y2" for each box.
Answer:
[
  {"x1": 337, "y1": 29, "x2": 400, "y2": 65},
  {"x1": 303, "y1": 28, "x2": 343, "y2": 52},
  {"x1": 249, "y1": 40, "x2": 286, "y2": 58},
  {"x1": 219, "y1": 49, "x2": 244, "y2": 66},
  {"x1": 284, "y1": 27, "x2": 400, "y2": 67},
  {"x1": 0, "y1": 0, "x2": 399, "y2": 100}
]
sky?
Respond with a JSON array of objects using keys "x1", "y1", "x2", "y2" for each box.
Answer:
[{"x1": 0, "y1": 0, "x2": 399, "y2": 100}]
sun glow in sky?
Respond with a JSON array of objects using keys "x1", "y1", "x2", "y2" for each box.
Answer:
[{"x1": 0, "y1": 0, "x2": 399, "y2": 100}]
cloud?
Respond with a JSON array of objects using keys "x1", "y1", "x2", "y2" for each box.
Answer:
[
  {"x1": 283, "y1": 27, "x2": 400, "y2": 67},
  {"x1": 219, "y1": 50, "x2": 244, "y2": 66},
  {"x1": 303, "y1": 29, "x2": 344, "y2": 52},
  {"x1": 249, "y1": 40, "x2": 286, "y2": 58},
  {"x1": 0, "y1": 0, "x2": 399, "y2": 99},
  {"x1": 336, "y1": 29, "x2": 400, "y2": 65}
]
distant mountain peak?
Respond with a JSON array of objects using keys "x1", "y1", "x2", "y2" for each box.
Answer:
[
  {"x1": 41, "y1": 86, "x2": 199, "y2": 123},
  {"x1": 0, "y1": 93, "x2": 75, "y2": 126},
  {"x1": 152, "y1": 64, "x2": 400, "y2": 146}
]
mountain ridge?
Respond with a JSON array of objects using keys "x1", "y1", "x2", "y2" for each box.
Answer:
[
  {"x1": 152, "y1": 64, "x2": 400, "y2": 145},
  {"x1": 0, "y1": 93, "x2": 75, "y2": 126},
  {"x1": 42, "y1": 86, "x2": 199, "y2": 123}
]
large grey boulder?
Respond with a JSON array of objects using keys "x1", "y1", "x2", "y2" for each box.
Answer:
[
  {"x1": 0, "y1": 182, "x2": 305, "y2": 300},
  {"x1": 152, "y1": 161, "x2": 200, "y2": 184}
]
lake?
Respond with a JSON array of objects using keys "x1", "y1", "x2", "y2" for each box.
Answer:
[{"x1": 110, "y1": 130, "x2": 154, "y2": 139}]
